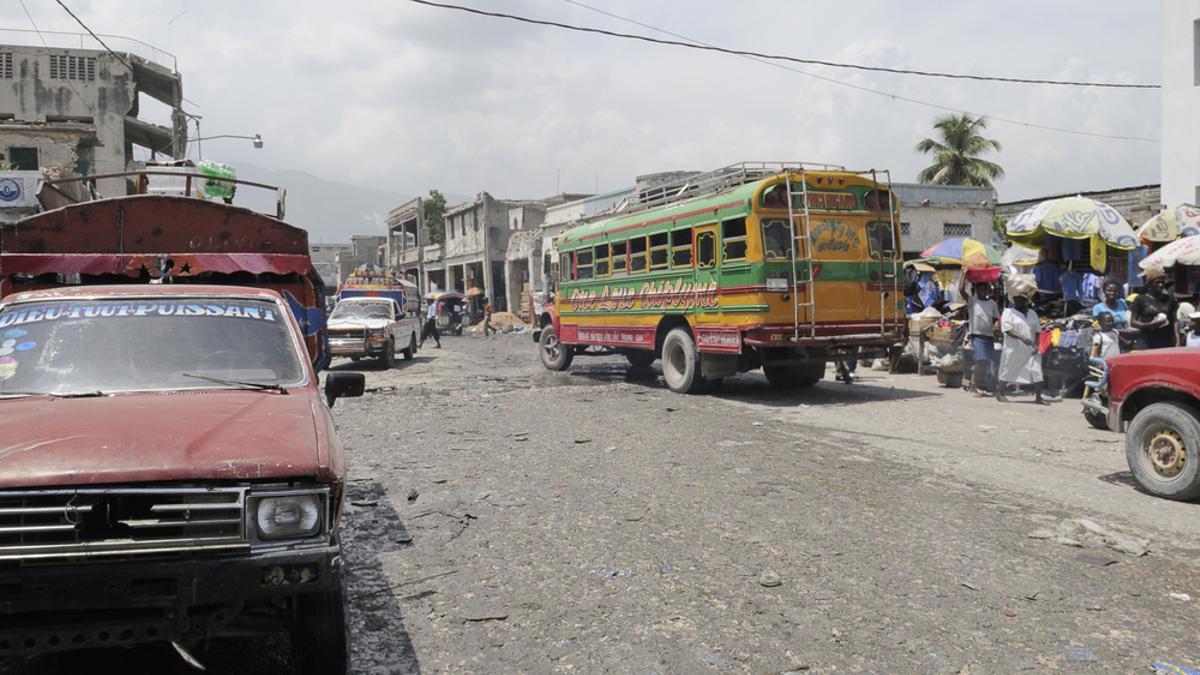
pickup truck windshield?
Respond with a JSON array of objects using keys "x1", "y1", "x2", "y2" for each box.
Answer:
[
  {"x1": 0, "y1": 298, "x2": 305, "y2": 396},
  {"x1": 330, "y1": 303, "x2": 392, "y2": 320}
]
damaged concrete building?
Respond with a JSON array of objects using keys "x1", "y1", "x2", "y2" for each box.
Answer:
[
  {"x1": 0, "y1": 36, "x2": 186, "y2": 218},
  {"x1": 386, "y1": 197, "x2": 425, "y2": 288}
]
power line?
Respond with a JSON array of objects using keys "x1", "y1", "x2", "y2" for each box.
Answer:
[
  {"x1": 408, "y1": 0, "x2": 1158, "y2": 144},
  {"x1": 413, "y1": 0, "x2": 1157, "y2": 90},
  {"x1": 53, "y1": 0, "x2": 133, "y2": 72}
]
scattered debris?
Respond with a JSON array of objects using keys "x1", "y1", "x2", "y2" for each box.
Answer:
[
  {"x1": 1003, "y1": 608, "x2": 1018, "y2": 618},
  {"x1": 1075, "y1": 553, "x2": 1119, "y2": 567},
  {"x1": 350, "y1": 500, "x2": 378, "y2": 508},
  {"x1": 1066, "y1": 646, "x2": 1096, "y2": 663},
  {"x1": 752, "y1": 422, "x2": 765, "y2": 427},
  {"x1": 1027, "y1": 529, "x2": 1054, "y2": 540},
  {"x1": 406, "y1": 489, "x2": 419, "y2": 502},
  {"x1": 1104, "y1": 533, "x2": 1149, "y2": 557},
  {"x1": 1152, "y1": 660, "x2": 1200, "y2": 674},
  {"x1": 758, "y1": 569, "x2": 782, "y2": 587},
  {"x1": 960, "y1": 581, "x2": 981, "y2": 591},
  {"x1": 396, "y1": 531, "x2": 414, "y2": 544},
  {"x1": 460, "y1": 598, "x2": 509, "y2": 622},
  {"x1": 574, "y1": 438, "x2": 593, "y2": 444},
  {"x1": 1169, "y1": 592, "x2": 1192, "y2": 602},
  {"x1": 1054, "y1": 536, "x2": 1084, "y2": 548}
]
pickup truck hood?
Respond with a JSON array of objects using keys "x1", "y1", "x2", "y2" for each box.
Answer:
[
  {"x1": 328, "y1": 318, "x2": 389, "y2": 330},
  {"x1": 0, "y1": 390, "x2": 322, "y2": 489}
]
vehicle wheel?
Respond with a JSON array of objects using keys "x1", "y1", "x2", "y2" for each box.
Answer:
[
  {"x1": 402, "y1": 333, "x2": 416, "y2": 361},
  {"x1": 1125, "y1": 402, "x2": 1200, "y2": 501},
  {"x1": 763, "y1": 365, "x2": 820, "y2": 389},
  {"x1": 1084, "y1": 410, "x2": 1109, "y2": 431},
  {"x1": 293, "y1": 585, "x2": 350, "y2": 675},
  {"x1": 380, "y1": 340, "x2": 395, "y2": 369},
  {"x1": 624, "y1": 350, "x2": 656, "y2": 369},
  {"x1": 540, "y1": 325, "x2": 573, "y2": 371},
  {"x1": 661, "y1": 328, "x2": 705, "y2": 394}
]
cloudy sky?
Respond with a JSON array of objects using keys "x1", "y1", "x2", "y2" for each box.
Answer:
[{"x1": 14, "y1": 0, "x2": 1161, "y2": 234}]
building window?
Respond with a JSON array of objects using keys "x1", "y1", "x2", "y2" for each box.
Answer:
[
  {"x1": 943, "y1": 223, "x2": 972, "y2": 238},
  {"x1": 48, "y1": 54, "x2": 96, "y2": 81},
  {"x1": 900, "y1": 222, "x2": 911, "y2": 236},
  {"x1": 0, "y1": 53, "x2": 11, "y2": 79},
  {"x1": 7, "y1": 147, "x2": 37, "y2": 170},
  {"x1": 512, "y1": 217, "x2": 518, "y2": 230}
]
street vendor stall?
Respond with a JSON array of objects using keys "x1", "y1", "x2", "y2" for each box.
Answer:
[{"x1": 1138, "y1": 234, "x2": 1200, "y2": 299}]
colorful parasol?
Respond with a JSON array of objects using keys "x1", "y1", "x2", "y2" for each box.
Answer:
[
  {"x1": 1137, "y1": 204, "x2": 1200, "y2": 244},
  {"x1": 918, "y1": 237, "x2": 1002, "y2": 269},
  {"x1": 1005, "y1": 195, "x2": 1137, "y2": 250},
  {"x1": 1137, "y1": 235, "x2": 1200, "y2": 271},
  {"x1": 465, "y1": 287, "x2": 485, "y2": 297}
]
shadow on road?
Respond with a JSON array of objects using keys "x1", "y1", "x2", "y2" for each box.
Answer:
[
  {"x1": 341, "y1": 481, "x2": 421, "y2": 674},
  {"x1": 327, "y1": 355, "x2": 434, "y2": 373}
]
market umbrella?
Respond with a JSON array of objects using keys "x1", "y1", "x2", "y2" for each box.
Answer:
[
  {"x1": 1005, "y1": 195, "x2": 1138, "y2": 251},
  {"x1": 1137, "y1": 204, "x2": 1200, "y2": 244},
  {"x1": 1137, "y1": 235, "x2": 1200, "y2": 271},
  {"x1": 1000, "y1": 243, "x2": 1040, "y2": 268},
  {"x1": 465, "y1": 287, "x2": 485, "y2": 297},
  {"x1": 918, "y1": 237, "x2": 1002, "y2": 269}
]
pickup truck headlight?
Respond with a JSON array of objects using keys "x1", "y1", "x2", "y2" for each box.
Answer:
[{"x1": 253, "y1": 494, "x2": 323, "y2": 540}]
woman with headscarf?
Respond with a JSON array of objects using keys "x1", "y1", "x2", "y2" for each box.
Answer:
[
  {"x1": 997, "y1": 275, "x2": 1048, "y2": 405},
  {"x1": 1130, "y1": 268, "x2": 1177, "y2": 349}
]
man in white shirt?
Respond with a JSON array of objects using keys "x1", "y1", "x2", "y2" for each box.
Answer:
[{"x1": 418, "y1": 299, "x2": 442, "y2": 349}]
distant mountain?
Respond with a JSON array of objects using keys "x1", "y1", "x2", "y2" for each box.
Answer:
[{"x1": 227, "y1": 163, "x2": 465, "y2": 244}]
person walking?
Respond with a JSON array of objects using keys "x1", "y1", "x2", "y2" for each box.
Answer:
[
  {"x1": 482, "y1": 297, "x2": 496, "y2": 336},
  {"x1": 418, "y1": 298, "x2": 442, "y2": 349},
  {"x1": 1130, "y1": 268, "x2": 1176, "y2": 349},
  {"x1": 960, "y1": 278, "x2": 1000, "y2": 397},
  {"x1": 997, "y1": 277, "x2": 1047, "y2": 405}
]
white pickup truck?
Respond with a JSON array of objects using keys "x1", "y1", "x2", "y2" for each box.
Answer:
[{"x1": 326, "y1": 296, "x2": 420, "y2": 368}]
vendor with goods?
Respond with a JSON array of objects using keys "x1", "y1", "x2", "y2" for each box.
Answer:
[
  {"x1": 1130, "y1": 268, "x2": 1177, "y2": 349},
  {"x1": 997, "y1": 275, "x2": 1049, "y2": 405}
]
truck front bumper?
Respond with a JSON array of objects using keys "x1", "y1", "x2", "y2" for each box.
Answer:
[
  {"x1": 0, "y1": 544, "x2": 341, "y2": 658},
  {"x1": 329, "y1": 336, "x2": 386, "y2": 357}
]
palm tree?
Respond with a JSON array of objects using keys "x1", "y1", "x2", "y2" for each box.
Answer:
[{"x1": 915, "y1": 114, "x2": 1004, "y2": 188}]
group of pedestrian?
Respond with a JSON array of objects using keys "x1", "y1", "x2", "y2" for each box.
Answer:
[
  {"x1": 417, "y1": 296, "x2": 496, "y2": 349},
  {"x1": 961, "y1": 267, "x2": 1200, "y2": 404}
]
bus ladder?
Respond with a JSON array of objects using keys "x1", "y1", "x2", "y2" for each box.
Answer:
[
  {"x1": 871, "y1": 169, "x2": 901, "y2": 338},
  {"x1": 784, "y1": 172, "x2": 816, "y2": 340}
]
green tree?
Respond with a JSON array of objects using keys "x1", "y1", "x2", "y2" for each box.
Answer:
[
  {"x1": 916, "y1": 114, "x2": 1004, "y2": 188},
  {"x1": 422, "y1": 189, "x2": 447, "y2": 245}
]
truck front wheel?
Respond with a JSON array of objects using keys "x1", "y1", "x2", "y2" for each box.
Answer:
[
  {"x1": 292, "y1": 584, "x2": 350, "y2": 675},
  {"x1": 1126, "y1": 402, "x2": 1200, "y2": 501},
  {"x1": 380, "y1": 339, "x2": 395, "y2": 369}
]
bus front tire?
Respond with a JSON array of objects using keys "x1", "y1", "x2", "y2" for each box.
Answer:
[
  {"x1": 540, "y1": 326, "x2": 573, "y2": 371},
  {"x1": 662, "y1": 328, "x2": 705, "y2": 394},
  {"x1": 764, "y1": 365, "x2": 820, "y2": 389}
]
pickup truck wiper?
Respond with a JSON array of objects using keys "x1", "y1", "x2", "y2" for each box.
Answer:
[
  {"x1": 180, "y1": 373, "x2": 288, "y2": 394},
  {"x1": 0, "y1": 390, "x2": 107, "y2": 399}
]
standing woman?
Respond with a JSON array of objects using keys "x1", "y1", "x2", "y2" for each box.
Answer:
[
  {"x1": 1130, "y1": 268, "x2": 1177, "y2": 349},
  {"x1": 997, "y1": 276, "x2": 1047, "y2": 405},
  {"x1": 1091, "y1": 279, "x2": 1130, "y2": 328}
]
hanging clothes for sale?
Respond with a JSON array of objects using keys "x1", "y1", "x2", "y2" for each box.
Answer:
[
  {"x1": 1061, "y1": 269, "x2": 1083, "y2": 302},
  {"x1": 1034, "y1": 261, "x2": 1061, "y2": 293}
]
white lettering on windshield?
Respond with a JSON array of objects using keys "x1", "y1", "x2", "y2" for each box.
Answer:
[{"x1": 0, "y1": 302, "x2": 278, "y2": 327}]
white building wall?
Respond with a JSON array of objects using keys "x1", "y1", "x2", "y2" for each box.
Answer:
[
  {"x1": 1162, "y1": 1, "x2": 1200, "y2": 207},
  {"x1": 898, "y1": 205, "x2": 995, "y2": 255}
]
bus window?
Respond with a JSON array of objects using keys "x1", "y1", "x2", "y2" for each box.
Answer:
[
  {"x1": 630, "y1": 236, "x2": 648, "y2": 272},
  {"x1": 594, "y1": 244, "x2": 610, "y2": 276},
  {"x1": 611, "y1": 240, "x2": 627, "y2": 274},
  {"x1": 671, "y1": 228, "x2": 692, "y2": 268},
  {"x1": 560, "y1": 252, "x2": 573, "y2": 280},
  {"x1": 649, "y1": 232, "x2": 669, "y2": 270},
  {"x1": 696, "y1": 231, "x2": 716, "y2": 268},
  {"x1": 722, "y1": 218, "x2": 748, "y2": 262},
  {"x1": 867, "y1": 221, "x2": 898, "y2": 260},
  {"x1": 576, "y1": 248, "x2": 594, "y2": 280},
  {"x1": 761, "y1": 219, "x2": 792, "y2": 261}
]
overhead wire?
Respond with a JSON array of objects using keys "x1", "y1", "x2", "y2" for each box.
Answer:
[
  {"x1": 408, "y1": 0, "x2": 1159, "y2": 143},
  {"x1": 52, "y1": 0, "x2": 133, "y2": 72}
]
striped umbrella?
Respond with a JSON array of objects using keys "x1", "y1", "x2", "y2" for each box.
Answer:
[{"x1": 918, "y1": 237, "x2": 1002, "y2": 269}]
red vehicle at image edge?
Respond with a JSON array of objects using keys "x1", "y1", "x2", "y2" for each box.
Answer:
[
  {"x1": 0, "y1": 285, "x2": 364, "y2": 672},
  {"x1": 1089, "y1": 348, "x2": 1200, "y2": 501}
]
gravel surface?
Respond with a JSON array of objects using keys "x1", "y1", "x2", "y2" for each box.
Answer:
[{"x1": 8, "y1": 331, "x2": 1200, "y2": 673}]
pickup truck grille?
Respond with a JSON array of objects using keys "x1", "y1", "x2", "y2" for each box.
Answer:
[
  {"x1": 329, "y1": 327, "x2": 366, "y2": 339},
  {"x1": 0, "y1": 487, "x2": 248, "y2": 561}
]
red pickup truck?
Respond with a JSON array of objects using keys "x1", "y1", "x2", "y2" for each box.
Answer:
[
  {"x1": 0, "y1": 284, "x2": 363, "y2": 672},
  {"x1": 1089, "y1": 348, "x2": 1200, "y2": 500}
]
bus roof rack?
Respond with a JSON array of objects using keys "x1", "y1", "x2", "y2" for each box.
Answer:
[{"x1": 627, "y1": 161, "x2": 847, "y2": 215}]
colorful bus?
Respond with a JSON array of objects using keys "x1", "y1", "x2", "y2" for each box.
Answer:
[{"x1": 536, "y1": 163, "x2": 904, "y2": 393}]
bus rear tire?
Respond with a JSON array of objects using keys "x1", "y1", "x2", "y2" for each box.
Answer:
[
  {"x1": 540, "y1": 325, "x2": 573, "y2": 371},
  {"x1": 764, "y1": 365, "x2": 821, "y2": 389},
  {"x1": 662, "y1": 328, "x2": 705, "y2": 394}
]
